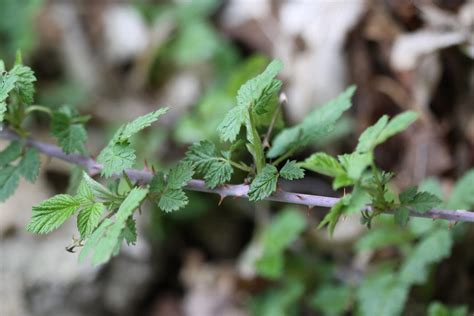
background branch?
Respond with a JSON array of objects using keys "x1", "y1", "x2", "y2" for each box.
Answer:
[{"x1": 2, "y1": 129, "x2": 473, "y2": 223}]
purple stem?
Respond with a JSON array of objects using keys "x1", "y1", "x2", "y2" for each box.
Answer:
[{"x1": 2, "y1": 129, "x2": 473, "y2": 223}]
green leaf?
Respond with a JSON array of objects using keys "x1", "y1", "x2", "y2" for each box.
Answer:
[
  {"x1": 150, "y1": 171, "x2": 166, "y2": 194},
  {"x1": 10, "y1": 63, "x2": 36, "y2": 104},
  {"x1": 255, "y1": 255, "x2": 284, "y2": 281},
  {"x1": 248, "y1": 164, "x2": 279, "y2": 201},
  {"x1": 255, "y1": 209, "x2": 306, "y2": 278},
  {"x1": 302, "y1": 152, "x2": 345, "y2": 178},
  {"x1": 253, "y1": 92, "x2": 283, "y2": 128},
  {"x1": 97, "y1": 108, "x2": 168, "y2": 177},
  {"x1": 115, "y1": 187, "x2": 149, "y2": 222},
  {"x1": 97, "y1": 143, "x2": 136, "y2": 177},
  {"x1": 447, "y1": 169, "x2": 474, "y2": 209},
  {"x1": 356, "y1": 112, "x2": 417, "y2": 153},
  {"x1": 399, "y1": 229, "x2": 452, "y2": 285},
  {"x1": 218, "y1": 59, "x2": 282, "y2": 157},
  {"x1": 91, "y1": 221, "x2": 124, "y2": 265},
  {"x1": 80, "y1": 172, "x2": 119, "y2": 203},
  {"x1": 400, "y1": 187, "x2": 441, "y2": 213},
  {"x1": 356, "y1": 115, "x2": 388, "y2": 153},
  {"x1": 428, "y1": 302, "x2": 468, "y2": 316},
  {"x1": 361, "y1": 170, "x2": 395, "y2": 212},
  {"x1": 0, "y1": 73, "x2": 17, "y2": 123},
  {"x1": 357, "y1": 271, "x2": 408, "y2": 316},
  {"x1": 150, "y1": 162, "x2": 193, "y2": 213},
  {"x1": 250, "y1": 280, "x2": 304, "y2": 316},
  {"x1": 185, "y1": 140, "x2": 233, "y2": 189},
  {"x1": 50, "y1": 106, "x2": 72, "y2": 135},
  {"x1": 261, "y1": 212, "x2": 305, "y2": 257},
  {"x1": 112, "y1": 108, "x2": 168, "y2": 143},
  {"x1": 0, "y1": 73, "x2": 17, "y2": 102},
  {"x1": 394, "y1": 206, "x2": 409, "y2": 227},
  {"x1": 333, "y1": 174, "x2": 354, "y2": 190},
  {"x1": 15, "y1": 51, "x2": 23, "y2": 65},
  {"x1": 310, "y1": 284, "x2": 351, "y2": 316},
  {"x1": 79, "y1": 218, "x2": 114, "y2": 263},
  {"x1": 93, "y1": 188, "x2": 148, "y2": 265},
  {"x1": 378, "y1": 111, "x2": 418, "y2": 145},
  {"x1": 399, "y1": 186, "x2": 417, "y2": 203},
  {"x1": 76, "y1": 177, "x2": 94, "y2": 203},
  {"x1": 158, "y1": 189, "x2": 188, "y2": 212},
  {"x1": 123, "y1": 217, "x2": 137, "y2": 245},
  {"x1": 51, "y1": 106, "x2": 87, "y2": 154},
  {"x1": 355, "y1": 227, "x2": 412, "y2": 251},
  {"x1": 244, "y1": 115, "x2": 259, "y2": 146},
  {"x1": 236, "y1": 59, "x2": 282, "y2": 113},
  {"x1": 268, "y1": 86, "x2": 355, "y2": 158},
  {"x1": 0, "y1": 141, "x2": 22, "y2": 166},
  {"x1": 253, "y1": 79, "x2": 282, "y2": 115},
  {"x1": 59, "y1": 124, "x2": 87, "y2": 154},
  {"x1": 302, "y1": 151, "x2": 370, "y2": 190},
  {"x1": 338, "y1": 152, "x2": 372, "y2": 181},
  {"x1": 77, "y1": 202, "x2": 105, "y2": 239},
  {"x1": 185, "y1": 140, "x2": 217, "y2": 173},
  {"x1": 203, "y1": 160, "x2": 233, "y2": 189},
  {"x1": 0, "y1": 164, "x2": 21, "y2": 201},
  {"x1": 216, "y1": 60, "x2": 282, "y2": 147},
  {"x1": 318, "y1": 198, "x2": 345, "y2": 236},
  {"x1": 170, "y1": 19, "x2": 222, "y2": 65},
  {"x1": 167, "y1": 161, "x2": 195, "y2": 189},
  {"x1": 217, "y1": 105, "x2": 248, "y2": 142},
  {"x1": 428, "y1": 303, "x2": 450, "y2": 316},
  {"x1": 81, "y1": 187, "x2": 148, "y2": 265},
  {"x1": 323, "y1": 191, "x2": 368, "y2": 233},
  {"x1": 318, "y1": 187, "x2": 369, "y2": 236},
  {"x1": 18, "y1": 148, "x2": 40, "y2": 182},
  {"x1": 345, "y1": 185, "x2": 370, "y2": 214},
  {"x1": 279, "y1": 160, "x2": 304, "y2": 180},
  {"x1": 27, "y1": 194, "x2": 80, "y2": 234}
]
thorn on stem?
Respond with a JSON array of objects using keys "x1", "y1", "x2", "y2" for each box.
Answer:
[
  {"x1": 218, "y1": 195, "x2": 226, "y2": 206},
  {"x1": 143, "y1": 159, "x2": 149, "y2": 171},
  {"x1": 279, "y1": 92, "x2": 288, "y2": 104}
]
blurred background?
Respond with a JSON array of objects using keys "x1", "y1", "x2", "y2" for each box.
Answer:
[{"x1": 1, "y1": 0, "x2": 473, "y2": 315}]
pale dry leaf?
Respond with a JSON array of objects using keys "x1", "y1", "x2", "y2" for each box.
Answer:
[
  {"x1": 102, "y1": 5, "x2": 150, "y2": 64},
  {"x1": 391, "y1": 30, "x2": 465, "y2": 71}
]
